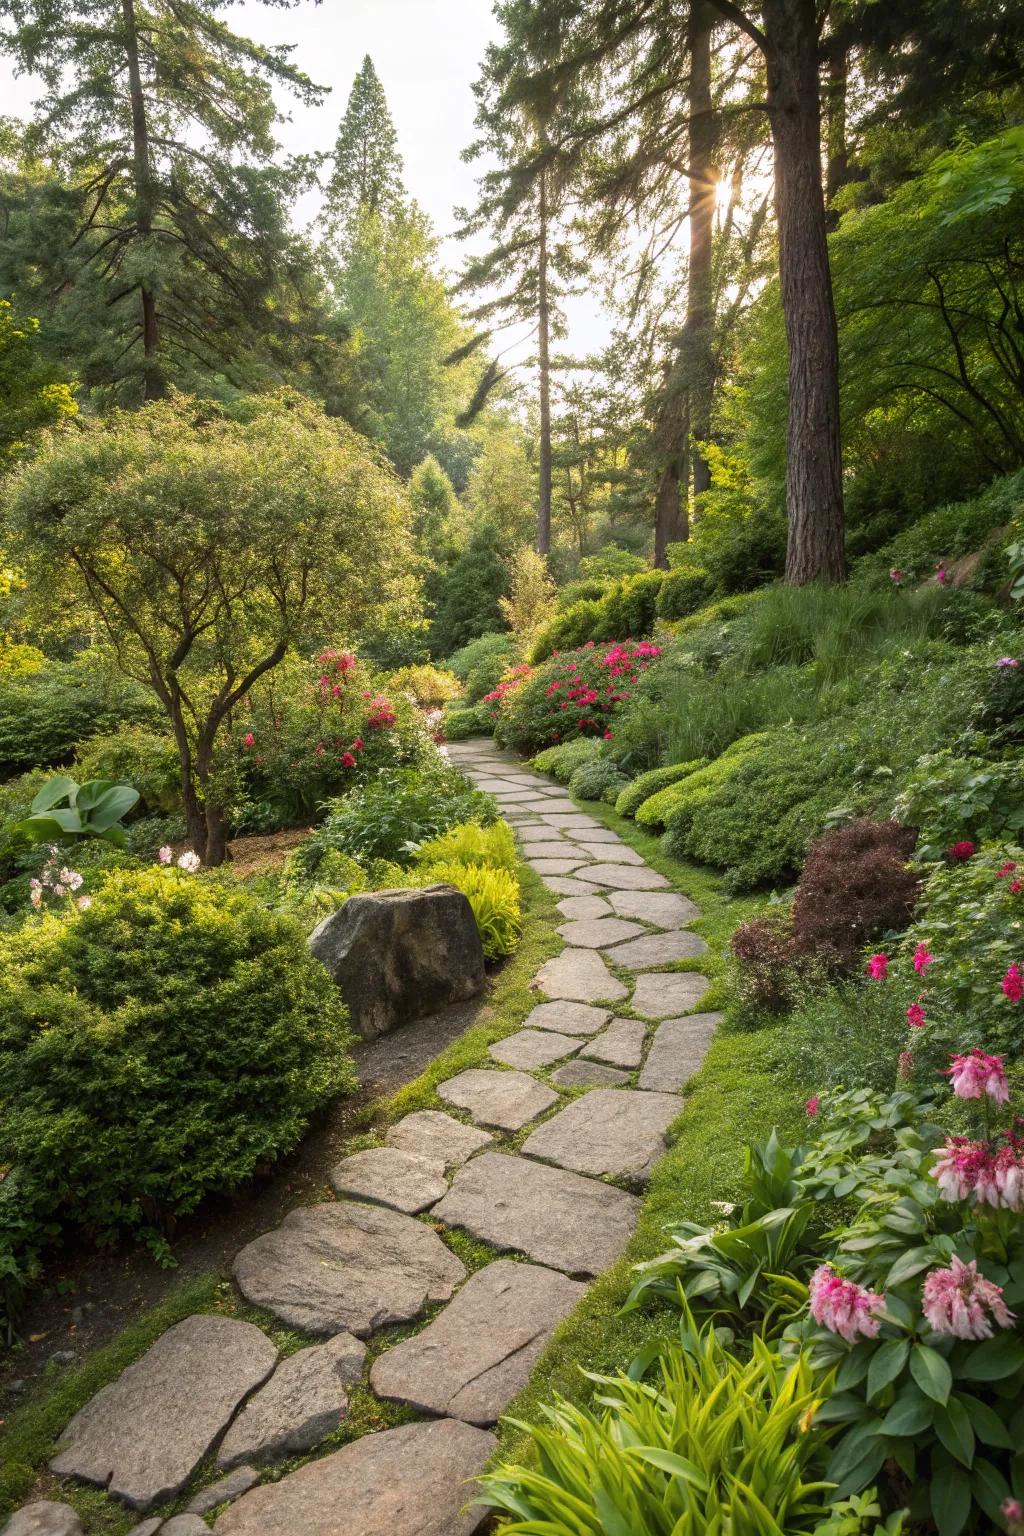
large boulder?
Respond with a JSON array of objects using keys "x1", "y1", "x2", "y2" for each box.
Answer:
[{"x1": 308, "y1": 884, "x2": 484, "y2": 1040}]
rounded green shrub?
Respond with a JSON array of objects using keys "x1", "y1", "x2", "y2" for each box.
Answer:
[
  {"x1": 0, "y1": 867, "x2": 355, "y2": 1268},
  {"x1": 532, "y1": 738, "x2": 605, "y2": 783},
  {"x1": 568, "y1": 756, "x2": 628, "y2": 802},
  {"x1": 442, "y1": 705, "x2": 492, "y2": 740},
  {"x1": 464, "y1": 651, "x2": 513, "y2": 704},
  {"x1": 0, "y1": 654, "x2": 159, "y2": 778},
  {"x1": 656, "y1": 568, "x2": 713, "y2": 621},
  {"x1": 615, "y1": 759, "x2": 708, "y2": 820},
  {"x1": 529, "y1": 569, "x2": 667, "y2": 663},
  {"x1": 445, "y1": 630, "x2": 515, "y2": 682},
  {"x1": 73, "y1": 725, "x2": 181, "y2": 814},
  {"x1": 650, "y1": 734, "x2": 773, "y2": 837}
]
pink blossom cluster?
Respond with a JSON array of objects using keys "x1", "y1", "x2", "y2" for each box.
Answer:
[
  {"x1": 922, "y1": 1255, "x2": 1016, "y2": 1340},
  {"x1": 483, "y1": 664, "x2": 533, "y2": 708},
  {"x1": 948, "y1": 839, "x2": 976, "y2": 861},
  {"x1": 946, "y1": 1049, "x2": 1010, "y2": 1104},
  {"x1": 316, "y1": 651, "x2": 358, "y2": 701},
  {"x1": 931, "y1": 1129, "x2": 1024, "y2": 1210},
  {"x1": 1003, "y1": 963, "x2": 1024, "y2": 1002},
  {"x1": 809, "y1": 1265, "x2": 885, "y2": 1342},
  {"x1": 29, "y1": 848, "x2": 90, "y2": 911},
  {"x1": 365, "y1": 695, "x2": 396, "y2": 731}
]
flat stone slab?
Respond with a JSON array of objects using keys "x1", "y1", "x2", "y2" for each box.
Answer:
[
  {"x1": 488, "y1": 1029, "x2": 581, "y2": 1070},
  {"x1": 50, "y1": 1316, "x2": 276, "y2": 1511},
  {"x1": 386, "y1": 1110, "x2": 492, "y2": 1169},
  {"x1": 432, "y1": 1152, "x2": 640, "y2": 1276},
  {"x1": 556, "y1": 916, "x2": 644, "y2": 949},
  {"x1": 566, "y1": 843, "x2": 644, "y2": 866},
  {"x1": 3, "y1": 1506, "x2": 83, "y2": 1536},
  {"x1": 438, "y1": 1068, "x2": 557, "y2": 1130},
  {"x1": 603, "y1": 930, "x2": 708, "y2": 968},
  {"x1": 187, "y1": 1465, "x2": 258, "y2": 1514},
  {"x1": 541, "y1": 875, "x2": 603, "y2": 897},
  {"x1": 608, "y1": 890, "x2": 701, "y2": 927},
  {"x1": 581, "y1": 1018, "x2": 646, "y2": 1069},
  {"x1": 533, "y1": 948, "x2": 628, "y2": 1004},
  {"x1": 370, "y1": 1260, "x2": 586, "y2": 1425},
  {"x1": 522, "y1": 1089, "x2": 679, "y2": 1182},
  {"x1": 523, "y1": 1001, "x2": 611, "y2": 1036},
  {"x1": 126, "y1": 1521, "x2": 162, "y2": 1536},
  {"x1": 639, "y1": 1012, "x2": 722, "y2": 1091},
  {"x1": 329, "y1": 1147, "x2": 447, "y2": 1214},
  {"x1": 528, "y1": 857, "x2": 591, "y2": 877},
  {"x1": 218, "y1": 1333, "x2": 367, "y2": 1469},
  {"x1": 631, "y1": 973, "x2": 710, "y2": 1019},
  {"x1": 233, "y1": 1202, "x2": 465, "y2": 1336},
  {"x1": 523, "y1": 841, "x2": 588, "y2": 861},
  {"x1": 539, "y1": 814, "x2": 602, "y2": 829},
  {"x1": 163, "y1": 1521, "x2": 214, "y2": 1536},
  {"x1": 582, "y1": 863, "x2": 670, "y2": 890},
  {"x1": 550, "y1": 1059, "x2": 631, "y2": 1089},
  {"x1": 213, "y1": 1419, "x2": 495, "y2": 1536},
  {"x1": 568, "y1": 827, "x2": 626, "y2": 844},
  {"x1": 557, "y1": 895, "x2": 612, "y2": 920}
]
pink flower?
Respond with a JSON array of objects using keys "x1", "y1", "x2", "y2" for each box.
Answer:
[
  {"x1": 922, "y1": 1255, "x2": 1016, "y2": 1340},
  {"x1": 935, "y1": 563, "x2": 950, "y2": 585},
  {"x1": 1013, "y1": 880, "x2": 1024, "y2": 895},
  {"x1": 998, "y1": 861, "x2": 1018, "y2": 878},
  {"x1": 996, "y1": 657, "x2": 1020, "y2": 669},
  {"x1": 603, "y1": 730, "x2": 613, "y2": 740},
  {"x1": 947, "y1": 1049, "x2": 1010, "y2": 1104},
  {"x1": 76, "y1": 895, "x2": 92, "y2": 911},
  {"x1": 340, "y1": 751, "x2": 357, "y2": 768},
  {"x1": 158, "y1": 846, "x2": 173, "y2": 865},
  {"x1": 889, "y1": 568, "x2": 904, "y2": 584},
  {"x1": 1002, "y1": 1501, "x2": 1024, "y2": 1536},
  {"x1": 809, "y1": 1265, "x2": 885, "y2": 1343},
  {"x1": 29, "y1": 884, "x2": 42, "y2": 909},
  {"x1": 866, "y1": 952, "x2": 889, "y2": 980},
  {"x1": 351, "y1": 738, "x2": 364, "y2": 751},
  {"x1": 805, "y1": 1095, "x2": 820, "y2": 1117},
  {"x1": 898, "y1": 1050, "x2": 914, "y2": 1079},
  {"x1": 907, "y1": 1002, "x2": 927, "y2": 1028},
  {"x1": 948, "y1": 840, "x2": 976, "y2": 861},
  {"x1": 1002, "y1": 963, "x2": 1024, "y2": 1003},
  {"x1": 243, "y1": 731, "x2": 255, "y2": 748},
  {"x1": 913, "y1": 943, "x2": 934, "y2": 975},
  {"x1": 930, "y1": 1132, "x2": 1024, "y2": 1210}
]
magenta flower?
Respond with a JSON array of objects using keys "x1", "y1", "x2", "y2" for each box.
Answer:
[
  {"x1": 922, "y1": 1255, "x2": 1015, "y2": 1340},
  {"x1": 809, "y1": 1265, "x2": 885, "y2": 1343},
  {"x1": 935, "y1": 563, "x2": 950, "y2": 585},
  {"x1": 1002, "y1": 963, "x2": 1024, "y2": 1003},
  {"x1": 948, "y1": 840, "x2": 976, "y2": 861},
  {"x1": 907, "y1": 1002, "x2": 927, "y2": 1028},
  {"x1": 947, "y1": 1049, "x2": 1010, "y2": 1104},
  {"x1": 996, "y1": 657, "x2": 1020, "y2": 669},
  {"x1": 889, "y1": 568, "x2": 904, "y2": 584},
  {"x1": 1002, "y1": 1500, "x2": 1024, "y2": 1536},
  {"x1": 866, "y1": 952, "x2": 889, "y2": 980},
  {"x1": 931, "y1": 1133, "x2": 1024, "y2": 1211},
  {"x1": 997, "y1": 861, "x2": 1018, "y2": 878},
  {"x1": 806, "y1": 1095, "x2": 820, "y2": 1117},
  {"x1": 913, "y1": 943, "x2": 934, "y2": 975},
  {"x1": 243, "y1": 731, "x2": 255, "y2": 748}
]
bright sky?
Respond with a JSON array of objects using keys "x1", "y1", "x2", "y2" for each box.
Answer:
[{"x1": 0, "y1": 0, "x2": 609, "y2": 362}]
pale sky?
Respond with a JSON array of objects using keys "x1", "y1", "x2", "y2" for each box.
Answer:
[{"x1": 0, "y1": 0, "x2": 608, "y2": 362}]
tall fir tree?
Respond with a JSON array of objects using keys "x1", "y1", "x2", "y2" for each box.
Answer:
[
  {"x1": 324, "y1": 55, "x2": 405, "y2": 239},
  {"x1": 0, "y1": 0, "x2": 327, "y2": 403}
]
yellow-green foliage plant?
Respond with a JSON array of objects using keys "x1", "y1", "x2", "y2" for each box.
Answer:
[
  {"x1": 388, "y1": 663, "x2": 461, "y2": 707},
  {"x1": 636, "y1": 734, "x2": 770, "y2": 831},
  {"x1": 414, "y1": 819, "x2": 517, "y2": 873},
  {"x1": 478, "y1": 1313, "x2": 836, "y2": 1535},
  {"x1": 419, "y1": 858, "x2": 522, "y2": 958},
  {"x1": 615, "y1": 758, "x2": 709, "y2": 820}
]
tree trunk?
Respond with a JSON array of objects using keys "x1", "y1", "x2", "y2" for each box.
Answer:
[
  {"x1": 824, "y1": 39, "x2": 849, "y2": 232},
  {"x1": 763, "y1": 0, "x2": 845, "y2": 584},
  {"x1": 121, "y1": 0, "x2": 163, "y2": 401},
  {"x1": 652, "y1": 2, "x2": 714, "y2": 568},
  {"x1": 536, "y1": 168, "x2": 552, "y2": 556}
]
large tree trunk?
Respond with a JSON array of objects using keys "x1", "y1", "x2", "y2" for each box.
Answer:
[
  {"x1": 824, "y1": 39, "x2": 849, "y2": 232},
  {"x1": 652, "y1": 2, "x2": 714, "y2": 568},
  {"x1": 763, "y1": 0, "x2": 845, "y2": 584},
  {"x1": 536, "y1": 168, "x2": 552, "y2": 556},
  {"x1": 122, "y1": 0, "x2": 163, "y2": 401}
]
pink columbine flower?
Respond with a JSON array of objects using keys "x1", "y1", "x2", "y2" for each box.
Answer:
[
  {"x1": 809, "y1": 1265, "x2": 885, "y2": 1343},
  {"x1": 158, "y1": 845, "x2": 173, "y2": 865},
  {"x1": 1003, "y1": 963, "x2": 1024, "y2": 1003},
  {"x1": 948, "y1": 840, "x2": 976, "y2": 861},
  {"x1": 947, "y1": 1049, "x2": 1010, "y2": 1104},
  {"x1": 866, "y1": 952, "x2": 889, "y2": 980},
  {"x1": 996, "y1": 658, "x2": 1020, "y2": 669},
  {"x1": 922, "y1": 1255, "x2": 1016, "y2": 1340},
  {"x1": 805, "y1": 1095, "x2": 820, "y2": 1117},
  {"x1": 177, "y1": 850, "x2": 201, "y2": 872},
  {"x1": 907, "y1": 1002, "x2": 927, "y2": 1028},
  {"x1": 913, "y1": 943, "x2": 934, "y2": 975}
]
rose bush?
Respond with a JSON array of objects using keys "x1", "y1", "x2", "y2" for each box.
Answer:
[{"x1": 492, "y1": 638, "x2": 663, "y2": 754}]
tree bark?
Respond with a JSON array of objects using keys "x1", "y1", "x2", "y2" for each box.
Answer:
[
  {"x1": 652, "y1": 2, "x2": 714, "y2": 568},
  {"x1": 762, "y1": 0, "x2": 845, "y2": 584},
  {"x1": 121, "y1": 0, "x2": 163, "y2": 401},
  {"x1": 824, "y1": 39, "x2": 849, "y2": 232},
  {"x1": 536, "y1": 167, "x2": 552, "y2": 556}
]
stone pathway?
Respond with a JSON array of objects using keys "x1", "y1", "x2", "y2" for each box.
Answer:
[{"x1": 20, "y1": 737, "x2": 721, "y2": 1536}]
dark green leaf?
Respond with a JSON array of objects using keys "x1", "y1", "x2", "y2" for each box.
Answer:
[
  {"x1": 911, "y1": 1342, "x2": 952, "y2": 1404},
  {"x1": 867, "y1": 1338, "x2": 910, "y2": 1402}
]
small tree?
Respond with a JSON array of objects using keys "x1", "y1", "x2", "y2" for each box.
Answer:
[
  {"x1": 7, "y1": 393, "x2": 416, "y2": 864},
  {"x1": 499, "y1": 546, "x2": 557, "y2": 655}
]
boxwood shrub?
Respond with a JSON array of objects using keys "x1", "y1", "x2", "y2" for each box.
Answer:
[
  {"x1": 0, "y1": 867, "x2": 355, "y2": 1291},
  {"x1": 614, "y1": 758, "x2": 708, "y2": 820}
]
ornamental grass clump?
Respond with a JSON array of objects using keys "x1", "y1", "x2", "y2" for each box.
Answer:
[{"x1": 0, "y1": 866, "x2": 354, "y2": 1304}]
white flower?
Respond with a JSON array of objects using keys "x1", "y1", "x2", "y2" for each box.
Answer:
[
  {"x1": 60, "y1": 867, "x2": 84, "y2": 892},
  {"x1": 29, "y1": 887, "x2": 43, "y2": 909},
  {"x1": 177, "y1": 850, "x2": 201, "y2": 872},
  {"x1": 76, "y1": 895, "x2": 92, "y2": 911},
  {"x1": 158, "y1": 845, "x2": 173, "y2": 865}
]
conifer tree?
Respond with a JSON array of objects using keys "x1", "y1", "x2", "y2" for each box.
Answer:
[
  {"x1": 0, "y1": 0, "x2": 327, "y2": 403},
  {"x1": 324, "y1": 55, "x2": 405, "y2": 237}
]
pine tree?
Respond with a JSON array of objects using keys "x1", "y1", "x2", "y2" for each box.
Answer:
[
  {"x1": 0, "y1": 0, "x2": 328, "y2": 404},
  {"x1": 324, "y1": 55, "x2": 405, "y2": 238}
]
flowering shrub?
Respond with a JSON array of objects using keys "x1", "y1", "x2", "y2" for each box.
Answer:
[
  {"x1": 493, "y1": 639, "x2": 663, "y2": 754},
  {"x1": 894, "y1": 752, "x2": 1024, "y2": 862}
]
